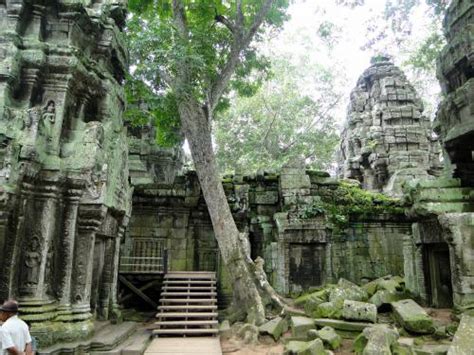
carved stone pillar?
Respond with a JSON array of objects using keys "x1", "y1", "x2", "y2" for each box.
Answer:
[
  {"x1": 71, "y1": 204, "x2": 106, "y2": 318},
  {"x1": 18, "y1": 181, "x2": 59, "y2": 302},
  {"x1": 110, "y1": 218, "x2": 128, "y2": 319},
  {"x1": 55, "y1": 185, "x2": 83, "y2": 317}
]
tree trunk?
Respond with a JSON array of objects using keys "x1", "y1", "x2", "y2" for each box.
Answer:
[{"x1": 177, "y1": 97, "x2": 266, "y2": 324}]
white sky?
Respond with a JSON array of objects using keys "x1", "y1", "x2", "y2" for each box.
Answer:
[{"x1": 262, "y1": 0, "x2": 441, "y2": 126}]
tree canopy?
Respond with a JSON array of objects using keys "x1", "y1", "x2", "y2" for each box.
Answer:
[{"x1": 215, "y1": 58, "x2": 339, "y2": 175}]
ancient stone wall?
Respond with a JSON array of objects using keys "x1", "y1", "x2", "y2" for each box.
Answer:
[
  {"x1": 0, "y1": 0, "x2": 131, "y2": 346},
  {"x1": 124, "y1": 164, "x2": 411, "y2": 301},
  {"x1": 339, "y1": 57, "x2": 441, "y2": 196},
  {"x1": 402, "y1": 0, "x2": 474, "y2": 312}
]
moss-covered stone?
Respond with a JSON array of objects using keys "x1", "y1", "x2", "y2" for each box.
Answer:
[
  {"x1": 284, "y1": 339, "x2": 327, "y2": 355},
  {"x1": 259, "y1": 316, "x2": 288, "y2": 341},
  {"x1": 313, "y1": 302, "x2": 342, "y2": 319},
  {"x1": 391, "y1": 299, "x2": 434, "y2": 334},
  {"x1": 316, "y1": 326, "x2": 342, "y2": 350},
  {"x1": 291, "y1": 316, "x2": 316, "y2": 339}
]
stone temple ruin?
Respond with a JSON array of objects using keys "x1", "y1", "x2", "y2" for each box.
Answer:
[
  {"x1": 338, "y1": 56, "x2": 442, "y2": 196},
  {"x1": 0, "y1": 0, "x2": 472, "y2": 353}
]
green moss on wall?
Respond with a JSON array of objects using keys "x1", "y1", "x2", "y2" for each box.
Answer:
[{"x1": 299, "y1": 182, "x2": 405, "y2": 229}]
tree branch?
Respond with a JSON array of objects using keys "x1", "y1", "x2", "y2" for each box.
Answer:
[
  {"x1": 157, "y1": 67, "x2": 173, "y2": 88},
  {"x1": 172, "y1": 0, "x2": 189, "y2": 86},
  {"x1": 215, "y1": 15, "x2": 236, "y2": 33},
  {"x1": 208, "y1": 0, "x2": 275, "y2": 112}
]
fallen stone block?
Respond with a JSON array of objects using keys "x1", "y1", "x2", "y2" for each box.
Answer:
[
  {"x1": 391, "y1": 299, "x2": 434, "y2": 334},
  {"x1": 313, "y1": 301, "x2": 342, "y2": 319},
  {"x1": 354, "y1": 324, "x2": 399, "y2": 355},
  {"x1": 291, "y1": 316, "x2": 316, "y2": 339},
  {"x1": 369, "y1": 289, "x2": 405, "y2": 309},
  {"x1": 448, "y1": 313, "x2": 474, "y2": 355},
  {"x1": 393, "y1": 337, "x2": 415, "y2": 354},
  {"x1": 415, "y1": 344, "x2": 450, "y2": 354},
  {"x1": 316, "y1": 326, "x2": 342, "y2": 350},
  {"x1": 284, "y1": 339, "x2": 327, "y2": 355},
  {"x1": 259, "y1": 316, "x2": 288, "y2": 341},
  {"x1": 329, "y1": 279, "x2": 368, "y2": 307},
  {"x1": 314, "y1": 318, "x2": 374, "y2": 333},
  {"x1": 342, "y1": 300, "x2": 377, "y2": 323}
]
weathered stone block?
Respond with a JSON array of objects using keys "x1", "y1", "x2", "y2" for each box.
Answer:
[
  {"x1": 329, "y1": 279, "x2": 369, "y2": 306},
  {"x1": 253, "y1": 190, "x2": 279, "y2": 205},
  {"x1": 284, "y1": 339, "x2": 326, "y2": 355},
  {"x1": 314, "y1": 318, "x2": 373, "y2": 333},
  {"x1": 290, "y1": 316, "x2": 316, "y2": 339},
  {"x1": 391, "y1": 299, "x2": 434, "y2": 334},
  {"x1": 448, "y1": 314, "x2": 474, "y2": 355},
  {"x1": 369, "y1": 289, "x2": 405, "y2": 309},
  {"x1": 415, "y1": 344, "x2": 450, "y2": 355},
  {"x1": 342, "y1": 300, "x2": 377, "y2": 323},
  {"x1": 316, "y1": 326, "x2": 342, "y2": 350},
  {"x1": 259, "y1": 316, "x2": 287, "y2": 341},
  {"x1": 313, "y1": 302, "x2": 342, "y2": 319},
  {"x1": 354, "y1": 325, "x2": 399, "y2": 355}
]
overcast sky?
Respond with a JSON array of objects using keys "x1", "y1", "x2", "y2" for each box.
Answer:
[{"x1": 262, "y1": 0, "x2": 441, "y2": 125}]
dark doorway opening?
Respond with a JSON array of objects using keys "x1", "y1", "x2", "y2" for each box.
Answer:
[
  {"x1": 424, "y1": 243, "x2": 453, "y2": 308},
  {"x1": 289, "y1": 243, "x2": 325, "y2": 293}
]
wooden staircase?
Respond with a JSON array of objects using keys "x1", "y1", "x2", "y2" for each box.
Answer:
[{"x1": 153, "y1": 271, "x2": 219, "y2": 337}]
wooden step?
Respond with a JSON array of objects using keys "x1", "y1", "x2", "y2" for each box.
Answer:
[
  {"x1": 156, "y1": 312, "x2": 218, "y2": 318},
  {"x1": 160, "y1": 298, "x2": 217, "y2": 304},
  {"x1": 155, "y1": 320, "x2": 218, "y2": 327},
  {"x1": 165, "y1": 274, "x2": 215, "y2": 280},
  {"x1": 163, "y1": 286, "x2": 216, "y2": 291},
  {"x1": 158, "y1": 305, "x2": 218, "y2": 311},
  {"x1": 161, "y1": 292, "x2": 217, "y2": 297},
  {"x1": 152, "y1": 328, "x2": 219, "y2": 336},
  {"x1": 164, "y1": 280, "x2": 216, "y2": 285}
]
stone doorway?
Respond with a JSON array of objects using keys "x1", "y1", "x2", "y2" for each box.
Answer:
[
  {"x1": 424, "y1": 243, "x2": 453, "y2": 308},
  {"x1": 289, "y1": 243, "x2": 325, "y2": 293}
]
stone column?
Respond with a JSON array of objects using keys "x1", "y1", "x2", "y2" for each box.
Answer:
[
  {"x1": 55, "y1": 186, "x2": 82, "y2": 317},
  {"x1": 18, "y1": 182, "x2": 59, "y2": 302},
  {"x1": 107, "y1": 218, "x2": 128, "y2": 321},
  {"x1": 439, "y1": 213, "x2": 474, "y2": 312},
  {"x1": 71, "y1": 204, "x2": 106, "y2": 318}
]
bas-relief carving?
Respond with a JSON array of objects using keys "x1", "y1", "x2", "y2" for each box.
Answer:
[
  {"x1": 0, "y1": 0, "x2": 130, "y2": 346},
  {"x1": 23, "y1": 236, "x2": 41, "y2": 290}
]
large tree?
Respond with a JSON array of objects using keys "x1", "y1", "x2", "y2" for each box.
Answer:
[
  {"x1": 127, "y1": 0, "x2": 290, "y2": 323},
  {"x1": 215, "y1": 58, "x2": 340, "y2": 175}
]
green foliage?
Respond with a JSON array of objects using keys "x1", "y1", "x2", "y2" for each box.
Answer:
[
  {"x1": 299, "y1": 182, "x2": 405, "y2": 229},
  {"x1": 124, "y1": 77, "x2": 182, "y2": 147},
  {"x1": 215, "y1": 58, "x2": 339, "y2": 175},
  {"x1": 126, "y1": 0, "x2": 290, "y2": 146},
  {"x1": 404, "y1": 32, "x2": 445, "y2": 71}
]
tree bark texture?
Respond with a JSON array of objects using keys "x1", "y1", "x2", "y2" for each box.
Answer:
[{"x1": 177, "y1": 97, "x2": 266, "y2": 324}]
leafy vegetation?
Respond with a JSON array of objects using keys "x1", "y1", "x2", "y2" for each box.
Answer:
[
  {"x1": 215, "y1": 58, "x2": 339, "y2": 174},
  {"x1": 299, "y1": 182, "x2": 405, "y2": 229}
]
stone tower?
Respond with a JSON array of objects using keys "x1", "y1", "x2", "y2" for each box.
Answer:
[
  {"x1": 0, "y1": 0, "x2": 131, "y2": 346},
  {"x1": 434, "y1": 0, "x2": 474, "y2": 186},
  {"x1": 339, "y1": 56, "x2": 441, "y2": 196}
]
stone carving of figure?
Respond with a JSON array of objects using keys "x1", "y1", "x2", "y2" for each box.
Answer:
[
  {"x1": 39, "y1": 100, "x2": 56, "y2": 153},
  {"x1": 24, "y1": 237, "x2": 42, "y2": 288}
]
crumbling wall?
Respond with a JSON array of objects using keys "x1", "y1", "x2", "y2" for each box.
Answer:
[
  {"x1": 125, "y1": 165, "x2": 411, "y2": 299},
  {"x1": 403, "y1": 0, "x2": 474, "y2": 312},
  {"x1": 0, "y1": 0, "x2": 131, "y2": 346}
]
